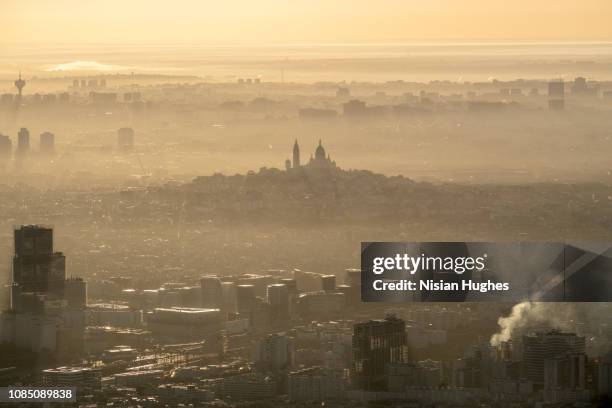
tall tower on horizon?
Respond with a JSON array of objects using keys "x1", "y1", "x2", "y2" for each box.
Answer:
[
  {"x1": 14, "y1": 71, "x2": 26, "y2": 99},
  {"x1": 292, "y1": 139, "x2": 300, "y2": 168}
]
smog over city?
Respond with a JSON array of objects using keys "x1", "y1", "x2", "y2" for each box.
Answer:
[{"x1": 1, "y1": 1, "x2": 612, "y2": 407}]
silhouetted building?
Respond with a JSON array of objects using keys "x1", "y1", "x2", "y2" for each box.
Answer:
[
  {"x1": 14, "y1": 72, "x2": 26, "y2": 99},
  {"x1": 343, "y1": 99, "x2": 367, "y2": 116},
  {"x1": 351, "y1": 315, "x2": 408, "y2": 390},
  {"x1": 321, "y1": 275, "x2": 336, "y2": 291},
  {"x1": 544, "y1": 352, "x2": 586, "y2": 402},
  {"x1": 292, "y1": 139, "x2": 300, "y2": 168},
  {"x1": 523, "y1": 330, "x2": 586, "y2": 386},
  {"x1": 573, "y1": 77, "x2": 588, "y2": 94},
  {"x1": 17, "y1": 128, "x2": 30, "y2": 154},
  {"x1": 0, "y1": 134, "x2": 11, "y2": 156},
  {"x1": 236, "y1": 284, "x2": 256, "y2": 315},
  {"x1": 200, "y1": 276, "x2": 222, "y2": 309},
  {"x1": 548, "y1": 80, "x2": 565, "y2": 111},
  {"x1": 253, "y1": 332, "x2": 295, "y2": 371},
  {"x1": 64, "y1": 278, "x2": 87, "y2": 309},
  {"x1": 12, "y1": 225, "x2": 66, "y2": 295},
  {"x1": 307, "y1": 140, "x2": 336, "y2": 168},
  {"x1": 40, "y1": 132, "x2": 55, "y2": 153},
  {"x1": 267, "y1": 283, "x2": 289, "y2": 325}
]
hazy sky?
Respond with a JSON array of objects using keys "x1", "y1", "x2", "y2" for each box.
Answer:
[{"x1": 2, "y1": 0, "x2": 612, "y2": 45}]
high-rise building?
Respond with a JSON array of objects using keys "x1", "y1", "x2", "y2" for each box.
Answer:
[
  {"x1": 236, "y1": 284, "x2": 256, "y2": 315},
  {"x1": 321, "y1": 275, "x2": 336, "y2": 292},
  {"x1": 12, "y1": 225, "x2": 66, "y2": 295},
  {"x1": 17, "y1": 128, "x2": 30, "y2": 154},
  {"x1": 267, "y1": 283, "x2": 289, "y2": 325},
  {"x1": 344, "y1": 269, "x2": 361, "y2": 287},
  {"x1": 0, "y1": 134, "x2": 11, "y2": 156},
  {"x1": 221, "y1": 281, "x2": 237, "y2": 313},
  {"x1": 351, "y1": 315, "x2": 408, "y2": 390},
  {"x1": 64, "y1": 278, "x2": 87, "y2": 309},
  {"x1": 280, "y1": 278, "x2": 298, "y2": 294},
  {"x1": 200, "y1": 276, "x2": 222, "y2": 309},
  {"x1": 40, "y1": 132, "x2": 55, "y2": 153},
  {"x1": 548, "y1": 80, "x2": 565, "y2": 111},
  {"x1": 252, "y1": 332, "x2": 295, "y2": 371},
  {"x1": 3, "y1": 225, "x2": 87, "y2": 354},
  {"x1": 544, "y1": 352, "x2": 586, "y2": 391},
  {"x1": 523, "y1": 330, "x2": 586, "y2": 385}
]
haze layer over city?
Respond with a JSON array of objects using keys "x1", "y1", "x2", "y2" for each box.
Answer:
[{"x1": 0, "y1": 1, "x2": 612, "y2": 407}]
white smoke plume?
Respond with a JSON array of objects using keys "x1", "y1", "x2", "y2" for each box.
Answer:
[{"x1": 490, "y1": 302, "x2": 576, "y2": 346}]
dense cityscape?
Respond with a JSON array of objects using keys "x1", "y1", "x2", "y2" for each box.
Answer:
[
  {"x1": 0, "y1": 224, "x2": 611, "y2": 407},
  {"x1": 1, "y1": 37, "x2": 612, "y2": 407}
]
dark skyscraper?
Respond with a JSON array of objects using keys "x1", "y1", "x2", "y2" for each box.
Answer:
[
  {"x1": 523, "y1": 330, "x2": 586, "y2": 385},
  {"x1": 17, "y1": 128, "x2": 30, "y2": 154},
  {"x1": 351, "y1": 315, "x2": 408, "y2": 390},
  {"x1": 12, "y1": 225, "x2": 66, "y2": 295}
]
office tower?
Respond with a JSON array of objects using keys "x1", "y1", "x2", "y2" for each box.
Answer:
[
  {"x1": 253, "y1": 332, "x2": 295, "y2": 371},
  {"x1": 548, "y1": 80, "x2": 565, "y2": 111},
  {"x1": 267, "y1": 284, "x2": 289, "y2": 325},
  {"x1": 17, "y1": 128, "x2": 30, "y2": 153},
  {"x1": 0, "y1": 134, "x2": 11, "y2": 156},
  {"x1": 523, "y1": 330, "x2": 586, "y2": 385},
  {"x1": 598, "y1": 355, "x2": 612, "y2": 396},
  {"x1": 64, "y1": 278, "x2": 87, "y2": 309},
  {"x1": 117, "y1": 127, "x2": 135, "y2": 150},
  {"x1": 544, "y1": 353, "x2": 586, "y2": 391},
  {"x1": 236, "y1": 284, "x2": 256, "y2": 315},
  {"x1": 351, "y1": 315, "x2": 408, "y2": 390},
  {"x1": 321, "y1": 275, "x2": 336, "y2": 292},
  {"x1": 221, "y1": 281, "x2": 237, "y2": 313},
  {"x1": 345, "y1": 269, "x2": 361, "y2": 287},
  {"x1": 12, "y1": 225, "x2": 66, "y2": 295},
  {"x1": 280, "y1": 278, "x2": 298, "y2": 295},
  {"x1": 572, "y1": 77, "x2": 588, "y2": 94},
  {"x1": 200, "y1": 276, "x2": 222, "y2": 309},
  {"x1": 40, "y1": 131, "x2": 55, "y2": 153}
]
